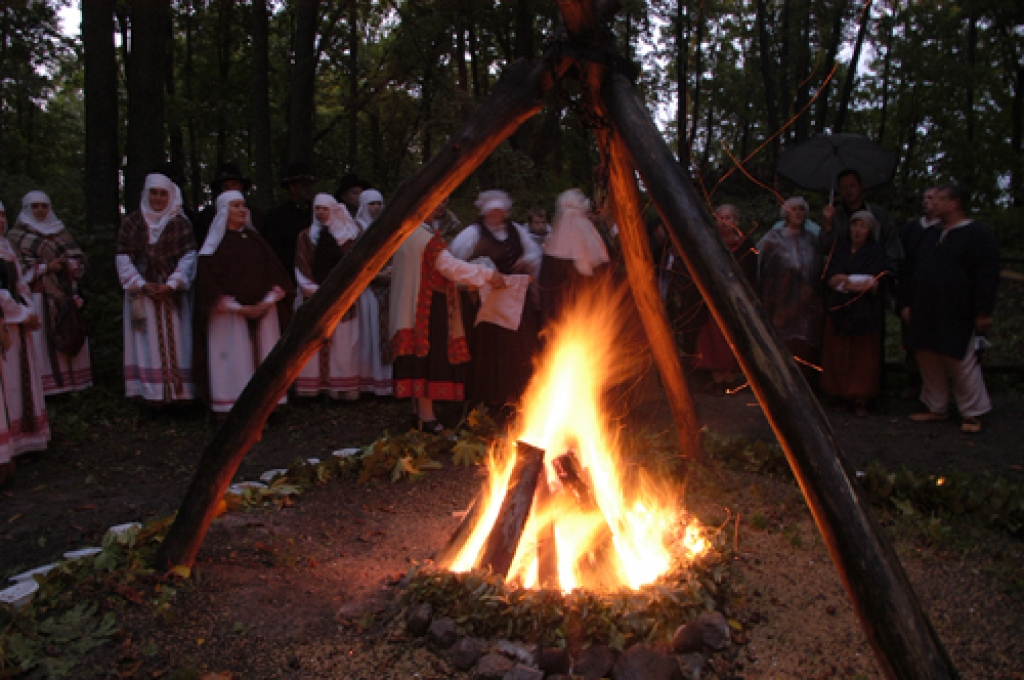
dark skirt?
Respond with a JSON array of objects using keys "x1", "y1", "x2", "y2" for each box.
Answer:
[
  {"x1": 820, "y1": 318, "x2": 881, "y2": 399},
  {"x1": 393, "y1": 292, "x2": 466, "y2": 401},
  {"x1": 470, "y1": 302, "x2": 539, "y2": 408},
  {"x1": 694, "y1": 317, "x2": 739, "y2": 373}
]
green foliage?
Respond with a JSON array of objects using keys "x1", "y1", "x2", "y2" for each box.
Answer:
[
  {"x1": 0, "y1": 516, "x2": 176, "y2": 677},
  {"x1": 702, "y1": 427, "x2": 1024, "y2": 539},
  {"x1": 402, "y1": 543, "x2": 731, "y2": 649}
]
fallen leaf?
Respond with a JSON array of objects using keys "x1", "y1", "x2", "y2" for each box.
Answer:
[
  {"x1": 76, "y1": 504, "x2": 97, "y2": 511},
  {"x1": 6, "y1": 513, "x2": 22, "y2": 523},
  {"x1": 170, "y1": 564, "x2": 191, "y2": 579}
]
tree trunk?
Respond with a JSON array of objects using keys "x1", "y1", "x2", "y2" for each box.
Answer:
[
  {"x1": 184, "y1": 1, "x2": 202, "y2": 208},
  {"x1": 602, "y1": 71, "x2": 958, "y2": 679},
  {"x1": 674, "y1": 1, "x2": 690, "y2": 165},
  {"x1": 793, "y1": 3, "x2": 811, "y2": 144},
  {"x1": 287, "y1": 0, "x2": 318, "y2": 165},
  {"x1": 815, "y1": 0, "x2": 848, "y2": 134},
  {"x1": 755, "y1": 0, "x2": 781, "y2": 160},
  {"x1": 514, "y1": 0, "x2": 534, "y2": 60},
  {"x1": 83, "y1": 0, "x2": 121, "y2": 231},
  {"x1": 125, "y1": 0, "x2": 170, "y2": 214},
  {"x1": 214, "y1": 1, "x2": 234, "y2": 168},
  {"x1": 251, "y1": 0, "x2": 274, "y2": 210},
  {"x1": 777, "y1": 0, "x2": 792, "y2": 143},
  {"x1": 456, "y1": 21, "x2": 469, "y2": 92},
  {"x1": 155, "y1": 58, "x2": 555, "y2": 571},
  {"x1": 833, "y1": 0, "x2": 871, "y2": 135},
  {"x1": 965, "y1": 10, "x2": 977, "y2": 144},
  {"x1": 167, "y1": 12, "x2": 186, "y2": 203},
  {"x1": 876, "y1": 11, "x2": 893, "y2": 145},
  {"x1": 1013, "y1": 62, "x2": 1023, "y2": 207},
  {"x1": 687, "y1": 7, "x2": 703, "y2": 159},
  {"x1": 347, "y1": 1, "x2": 359, "y2": 166}
]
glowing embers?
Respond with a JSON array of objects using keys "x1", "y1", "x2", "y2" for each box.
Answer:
[{"x1": 442, "y1": 285, "x2": 707, "y2": 593}]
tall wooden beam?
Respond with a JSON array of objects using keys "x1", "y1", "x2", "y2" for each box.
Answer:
[
  {"x1": 599, "y1": 71, "x2": 958, "y2": 680},
  {"x1": 156, "y1": 58, "x2": 555, "y2": 570},
  {"x1": 594, "y1": 122, "x2": 702, "y2": 461}
]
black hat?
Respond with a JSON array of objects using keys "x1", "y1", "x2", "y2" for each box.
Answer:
[
  {"x1": 335, "y1": 173, "x2": 371, "y2": 197},
  {"x1": 211, "y1": 162, "x2": 252, "y2": 194},
  {"x1": 281, "y1": 162, "x2": 316, "y2": 188}
]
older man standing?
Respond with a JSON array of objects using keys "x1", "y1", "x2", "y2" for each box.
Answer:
[{"x1": 900, "y1": 183, "x2": 1000, "y2": 433}]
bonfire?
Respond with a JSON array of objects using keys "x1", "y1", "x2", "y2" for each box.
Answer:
[{"x1": 440, "y1": 286, "x2": 707, "y2": 593}]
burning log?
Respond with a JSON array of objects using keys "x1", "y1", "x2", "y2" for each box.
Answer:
[
  {"x1": 476, "y1": 442, "x2": 546, "y2": 579},
  {"x1": 533, "y1": 464, "x2": 559, "y2": 590}
]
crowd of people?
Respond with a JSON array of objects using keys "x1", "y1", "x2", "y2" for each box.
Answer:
[
  {"x1": 659, "y1": 171, "x2": 1000, "y2": 434},
  {"x1": 0, "y1": 163, "x2": 1001, "y2": 485}
]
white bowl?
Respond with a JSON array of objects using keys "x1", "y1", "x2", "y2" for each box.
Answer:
[
  {"x1": 9, "y1": 563, "x2": 57, "y2": 583},
  {"x1": 63, "y1": 547, "x2": 102, "y2": 560},
  {"x1": 0, "y1": 580, "x2": 38, "y2": 608},
  {"x1": 332, "y1": 448, "x2": 360, "y2": 458},
  {"x1": 259, "y1": 469, "x2": 289, "y2": 483},
  {"x1": 848, "y1": 274, "x2": 873, "y2": 286},
  {"x1": 228, "y1": 481, "x2": 267, "y2": 495}
]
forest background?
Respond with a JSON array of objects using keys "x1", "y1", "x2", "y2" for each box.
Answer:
[{"x1": 1, "y1": 0, "x2": 1022, "y2": 382}]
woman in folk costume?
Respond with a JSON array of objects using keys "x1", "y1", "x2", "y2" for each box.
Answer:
[
  {"x1": 537, "y1": 188, "x2": 611, "y2": 328},
  {"x1": 0, "y1": 202, "x2": 50, "y2": 486},
  {"x1": 352, "y1": 188, "x2": 393, "y2": 395},
  {"x1": 391, "y1": 220, "x2": 507, "y2": 432},
  {"x1": 116, "y1": 173, "x2": 198, "y2": 403},
  {"x1": 450, "y1": 190, "x2": 542, "y2": 414},
  {"x1": 756, "y1": 196, "x2": 824, "y2": 379},
  {"x1": 193, "y1": 191, "x2": 295, "y2": 413},
  {"x1": 693, "y1": 205, "x2": 758, "y2": 392},
  {"x1": 821, "y1": 211, "x2": 890, "y2": 416},
  {"x1": 294, "y1": 194, "x2": 362, "y2": 399},
  {"x1": 8, "y1": 191, "x2": 92, "y2": 394}
]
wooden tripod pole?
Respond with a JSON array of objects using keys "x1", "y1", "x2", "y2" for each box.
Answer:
[
  {"x1": 155, "y1": 58, "x2": 553, "y2": 570},
  {"x1": 599, "y1": 71, "x2": 957, "y2": 679},
  {"x1": 594, "y1": 124, "x2": 702, "y2": 461}
]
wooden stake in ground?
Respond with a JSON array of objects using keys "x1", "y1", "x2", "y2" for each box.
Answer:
[
  {"x1": 597, "y1": 70, "x2": 958, "y2": 680},
  {"x1": 155, "y1": 58, "x2": 555, "y2": 571}
]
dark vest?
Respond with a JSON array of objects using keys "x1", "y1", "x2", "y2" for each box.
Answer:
[{"x1": 469, "y1": 222, "x2": 524, "y2": 275}]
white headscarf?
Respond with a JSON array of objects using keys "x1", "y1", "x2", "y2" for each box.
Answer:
[
  {"x1": 544, "y1": 189, "x2": 609, "y2": 276},
  {"x1": 140, "y1": 173, "x2": 184, "y2": 240},
  {"x1": 199, "y1": 190, "x2": 250, "y2": 256},
  {"x1": 780, "y1": 196, "x2": 809, "y2": 220},
  {"x1": 354, "y1": 189, "x2": 384, "y2": 232},
  {"x1": 311, "y1": 193, "x2": 360, "y2": 245},
  {"x1": 475, "y1": 189, "x2": 512, "y2": 216},
  {"x1": 18, "y1": 191, "x2": 66, "y2": 236}
]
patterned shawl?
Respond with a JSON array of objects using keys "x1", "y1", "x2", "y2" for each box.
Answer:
[{"x1": 116, "y1": 209, "x2": 196, "y2": 284}]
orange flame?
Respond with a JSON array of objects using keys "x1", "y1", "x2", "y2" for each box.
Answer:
[{"x1": 449, "y1": 284, "x2": 707, "y2": 592}]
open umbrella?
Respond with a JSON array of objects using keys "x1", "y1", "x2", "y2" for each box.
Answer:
[{"x1": 776, "y1": 133, "x2": 897, "y2": 205}]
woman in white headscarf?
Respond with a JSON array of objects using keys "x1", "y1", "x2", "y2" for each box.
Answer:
[
  {"x1": 293, "y1": 193, "x2": 363, "y2": 399},
  {"x1": 450, "y1": 190, "x2": 542, "y2": 416},
  {"x1": 193, "y1": 191, "x2": 295, "y2": 413},
  {"x1": 116, "y1": 173, "x2": 199, "y2": 403},
  {"x1": 350, "y1": 188, "x2": 393, "y2": 396},
  {"x1": 0, "y1": 201, "x2": 50, "y2": 486},
  {"x1": 538, "y1": 189, "x2": 610, "y2": 327},
  {"x1": 8, "y1": 191, "x2": 92, "y2": 394}
]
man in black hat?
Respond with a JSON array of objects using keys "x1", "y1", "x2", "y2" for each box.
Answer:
[
  {"x1": 334, "y1": 173, "x2": 371, "y2": 217},
  {"x1": 262, "y1": 162, "x2": 316, "y2": 282},
  {"x1": 193, "y1": 162, "x2": 263, "y2": 248}
]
